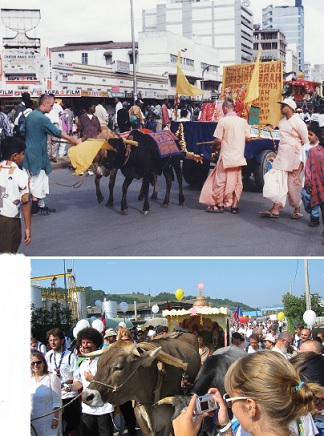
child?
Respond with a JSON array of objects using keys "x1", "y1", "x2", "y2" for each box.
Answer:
[
  {"x1": 304, "y1": 125, "x2": 324, "y2": 243},
  {"x1": 300, "y1": 123, "x2": 321, "y2": 226},
  {"x1": 0, "y1": 136, "x2": 31, "y2": 253}
]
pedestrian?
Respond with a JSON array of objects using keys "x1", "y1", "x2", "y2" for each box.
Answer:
[
  {"x1": 172, "y1": 351, "x2": 324, "y2": 436},
  {"x1": 23, "y1": 93, "x2": 79, "y2": 216},
  {"x1": 68, "y1": 327, "x2": 115, "y2": 436},
  {"x1": 129, "y1": 99, "x2": 145, "y2": 129},
  {"x1": 14, "y1": 98, "x2": 34, "y2": 140},
  {"x1": 114, "y1": 97, "x2": 123, "y2": 130},
  {"x1": 31, "y1": 351, "x2": 62, "y2": 436},
  {"x1": 95, "y1": 98, "x2": 109, "y2": 131},
  {"x1": 260, "y1": 98, "x2": 308, "y2": 219},
  {"x1": 161, "y1": 99, "x2": 171, "y2": 130},
  {"x1": 46, "y1": 95, "x2": 64, "y2": 162},
  {"x1": 45, "y1": 328, "x2": 81, "y2": 436},
  {"x1": 0, "y1": 136, "x2": 31, "y2": 253},
  {"x1": 304, "y1": 125, "x2": 324, "y2": 243},
  {"x1": 117, "y1": 101, "x2": 130, "y2": 133},
  {"x1": 14, "y1": 92, "x2": 31, "y2": 120},
  {"x1": 0, "y1": 104, "x2": 13, "y2": 144},
  {"x1": 199, "y1": 98, "x2": 250, "y2": 214}
]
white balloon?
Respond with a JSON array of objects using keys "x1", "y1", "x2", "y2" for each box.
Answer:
[
  {"x1": 74, "y1": 319, "x2": 90, "y2": 337},
  {"x1": 73, "y1": 327, "x2": 78, "y2": 338},
  {"x1": 92, "y1": 319, "x2": 104, "y2": 333},
  {"x1": 303, "y1": 310, "x2": 317, "y2": 326},
  {"x1": 95, "y1": 300, "x2": 103, "y2": 308},
  {"x1": 120, "y1": 302, "x2": 128, "y2": 313},
  {"x1": 152, "y1": 304, "x2": 159, "y2": 314}
]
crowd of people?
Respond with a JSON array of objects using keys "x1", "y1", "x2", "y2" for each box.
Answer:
[
  {"x1": 2, "y1": 93, "x2": 324, "y2": 253},
  {"x1": 30, "y1": 320, "x2": 324, "y2": 436}
]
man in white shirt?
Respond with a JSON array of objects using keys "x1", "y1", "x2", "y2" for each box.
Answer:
[
  {"x1": 45, "y1": 95, "x2": 63, "y2": 162},
  {"x1": 45, "y1": 328, "x2": 81, "y2": 436},
  {"x1": 272, "y1": 331, "x2": 293, "y2": 359},
  {"x1": 95, "y1": 98, "x2": 109, "y2": 130},
  {"x1": 69, "y1": 327, "x2": 114, "y2": 436},
  {"x1": 114, "y1": 98, "x2": 123, "y2": 129}
]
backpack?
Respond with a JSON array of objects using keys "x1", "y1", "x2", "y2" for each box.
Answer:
[{"x1": 13, "y1": 112, "x2": 26, "y2": 138}]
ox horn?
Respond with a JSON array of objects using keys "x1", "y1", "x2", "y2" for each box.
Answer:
[
  {"x1": 131, "y1": 345, "x2": 162, "y2": 367},
  {"x1": 138, "y1": 343, "x2": 188, "y2": 371},
  {"x1": 81, "y1": 347, "x2": 110, "y2": 358},
  {"x1": 153, "y1": 396, "x2": 176, "y2": 407},
  {"x1": 122, "y1": 139, "x2": 138, "y2": 147}
]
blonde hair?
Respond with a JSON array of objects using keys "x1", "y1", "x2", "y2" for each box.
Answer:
[
  {"x1": 224, "y1": 351, "x2": 317, "y2": 426},
  {"x1": 119, "y1": 328, "x2": 131, "y2": 340}
]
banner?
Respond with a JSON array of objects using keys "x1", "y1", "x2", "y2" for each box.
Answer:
[
  {"x1": 222, "y1": 60, "x2": 283, "y2": 127},
  {"x1": 176, "y1": 51, "x2": 203, "y2": 97}
]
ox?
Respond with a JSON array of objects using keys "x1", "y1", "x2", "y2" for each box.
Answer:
[
  {"x1": 81, "y1": 332, "x2": 200, "y2": 436},
  {"x1": 100, "y1": 129, "x2": 185, "y2": 214}
]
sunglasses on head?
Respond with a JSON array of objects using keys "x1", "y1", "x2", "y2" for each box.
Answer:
[{"x1": 31, "y1": 360, "x2": 43, "y2": 366}]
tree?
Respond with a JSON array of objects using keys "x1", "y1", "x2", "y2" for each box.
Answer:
[
  {"x1": 31, "y1": 302, "x2": 75, "y2": 345},
  {"x1": 282, "y1": 292, "x2": 322, "y2": 333}
]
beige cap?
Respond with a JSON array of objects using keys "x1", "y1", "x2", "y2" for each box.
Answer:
[
  {"x1": 263, "y1": 334, "x2": 276, "y2": 344},
  {"x1": 104, "y1": 328, "x2": 117, "y2": 338}
]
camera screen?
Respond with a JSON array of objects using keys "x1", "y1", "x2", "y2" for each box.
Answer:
[{"x1": 200, "y1": 401, "x2": 209, "y2": 411}]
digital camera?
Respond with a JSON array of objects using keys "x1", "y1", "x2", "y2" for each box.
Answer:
[{"x1": 195, "y1": 394, "x2": 218, "y2": 415}]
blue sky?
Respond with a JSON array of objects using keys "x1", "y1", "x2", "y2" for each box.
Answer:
[{"x1": 30, "y1": 258, "x2": 323, "y2": 308}]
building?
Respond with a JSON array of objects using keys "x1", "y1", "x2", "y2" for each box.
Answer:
[
  {"x1": 311, "y1": 64, "x2": 324, "y2": 84},
  {"x1": 262, "y1": 0, "x2": 304, "y2": 73},
  {"x1": 253, "y1": 27, "x2": 287, "y2": 66},
  {"x1": 142, "y1": 0, "x2": 254, "y2": 71}
]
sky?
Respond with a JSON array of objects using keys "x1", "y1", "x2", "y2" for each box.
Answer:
[
  {"x1": 0, "y1": 0, "x2": 323, "y2": 65},
  {"x1": 30, "y1": 257, "x2": 324, "y2": 308}
]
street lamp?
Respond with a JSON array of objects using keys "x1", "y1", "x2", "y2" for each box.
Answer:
[{"x1": 130, "y1": 0, "x2": 137, "y2": 104}]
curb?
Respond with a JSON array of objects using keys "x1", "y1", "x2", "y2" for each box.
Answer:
[{"x1": 51, "y1": 157, "x2": 71, "y2": 170}]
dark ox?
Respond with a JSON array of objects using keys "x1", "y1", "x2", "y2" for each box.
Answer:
[
  {"x1": 101, "y1": 129, "x2": 185, "y2": 214},
  {"x1": 82, "y1": 332, "x2": 200, "y2": 436}
]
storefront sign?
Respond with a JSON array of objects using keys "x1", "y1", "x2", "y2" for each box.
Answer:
[{"x1": 115, "y1": 60, "x2": 130, "y2": 74}]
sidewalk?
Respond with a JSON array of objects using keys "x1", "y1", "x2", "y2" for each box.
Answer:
[{"x1": 51, "y1": 156, "x2": 71, "y2": 170}]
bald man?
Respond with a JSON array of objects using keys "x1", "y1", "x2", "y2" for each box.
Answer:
[
  {"x1": 300, "y1": 328, "x2": 312, "y2": 343},
  {"x1": 299, "y1": 339, "x2": 322, "y2": 354}
]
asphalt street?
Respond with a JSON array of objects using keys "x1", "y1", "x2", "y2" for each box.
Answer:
[{"x1": 19, "y1": 161, "x2": 324, "y2": 257}]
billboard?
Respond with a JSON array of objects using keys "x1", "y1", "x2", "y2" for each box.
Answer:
[{"x1": 222, "y1": 60, "x2": 283, "y2": 126}]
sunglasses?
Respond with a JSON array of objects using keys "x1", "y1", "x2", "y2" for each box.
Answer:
[
  {"x1": 31, "y1": 360, "x2": 43, "y2": 366},
  {"x1": 223, "y1": 393, "x2": 249, "y2": 408}
]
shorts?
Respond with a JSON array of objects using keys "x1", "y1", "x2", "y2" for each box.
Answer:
[{"x1": 0, "y1": 215, "x2": 21, "y2": 253}]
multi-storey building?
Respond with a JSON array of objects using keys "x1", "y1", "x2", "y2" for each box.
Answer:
[
  {"x1": 142, "y1": 0, "x2": 254, "y2": 70},
  {"x1": 262, "y1": 0, "x2": 304, "y2": 73},
  {"x1": 253, "y1": 27, "x2": 286, "y2": 66}
]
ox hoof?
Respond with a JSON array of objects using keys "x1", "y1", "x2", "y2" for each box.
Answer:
[
  {"x1": 106, "y1": 202, "x2": 113, "y2": 207},
  {"x1": 121, "y1": 209, "x2": 128, "y2": 215},
  {"x1": 141, "y1": 210, "x2": 150, "y2": 215},
  {"x1": 161, "y1": 203, "x2": 169, "y2": 208},
  {"x1": 138, "y1": 194, "x2": 144, "y2": 201},
  {"x1": 179, "y1": 201, "x2": 185, "y2": 206},
  {"x1": 97, "y1": 196, "x2": 104, "y2": 204},
  {"x1": 151, "y1": 194, "x2": 158, "y2": 200}
]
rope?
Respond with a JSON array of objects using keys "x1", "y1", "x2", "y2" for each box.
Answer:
[
  {"x1": 48, "y1": 172, "x2": 88, "y2": 188},
  {"x1": 31, "y1": 391, "x2": 82, "y2": 422}
]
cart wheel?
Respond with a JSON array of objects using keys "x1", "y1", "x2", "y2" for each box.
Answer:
[
  {"x1": 182, "y1": 159, "x2": 210, "y2": 187},
  {"x1": 254, "y1": 150, "x2": 277, "y2": 191}
]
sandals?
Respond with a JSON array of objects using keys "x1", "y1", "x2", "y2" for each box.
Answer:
[
  {"x1": 290, "y1": 212, "x2": 303, "y2": 220},
  {"x1": 259, "y1": 210, "x2": 280, "y2": 218},
  {"x1": 231, "y1": 207, "x2": 239, "y2": 214},
  {"x1": 206, "y1": 205, "x2": 224, "y2": 213}
]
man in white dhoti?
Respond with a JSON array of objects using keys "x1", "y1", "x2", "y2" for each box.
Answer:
[{"x1": 260, "y1": 98, "x2": 308, "y2": 218}]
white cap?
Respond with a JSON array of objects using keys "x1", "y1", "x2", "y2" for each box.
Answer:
[
  {"x1": 118, "y1": 321, "x2": 126, "y2": 328},
  {"x1": 263, "y1": 334, "x2": 276, "y2": 344},
  {"x1": 278, "y1": 98, "x2": 297, "y2": 111},
  {"x1": 147, "y1": 330, "x2": 156, "y2": 338}
]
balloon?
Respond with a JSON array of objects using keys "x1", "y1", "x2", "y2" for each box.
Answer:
[
  {"x1": 92, "y1": 319, "x2": 104, "y2": 333},
  {"x1": 152, "y1": 304, "x2": 159, "y2": 314},
  {"x1": 303, "y1": 310, "x2": 317, "y2": 326},
  {"x1": 175, "y1": 288, "x2": 184, "y2": 301},
  {"x1": 95, "y1": 300, "x2": 102, "y2": 308},
  {"x1": 74, "y1": 319, "x2": 90, "y2": 336},
  {"x1": 120, "y1": 302, "x2": 128, "y2": 313},
  {"x1": 73, "y1": 327, "x2": 78, "y2": 338},
  {"x1": 277, "y1": 312, "x2": 285, "y2": 321},
  {"x1": 239, "y1": 316, "x2": 249, "y2": 324}
]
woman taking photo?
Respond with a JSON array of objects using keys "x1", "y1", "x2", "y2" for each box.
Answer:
[
  {"x1": 173, "y1": 351, "x2": 324, "y2": 436},
  {"x1": 31, "y1": 351, "x2": 62, "y2": 435}
]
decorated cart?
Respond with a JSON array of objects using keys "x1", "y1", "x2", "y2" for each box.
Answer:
[{"x1": 162, "y1": 282, "x2": 231, "y2": 352}]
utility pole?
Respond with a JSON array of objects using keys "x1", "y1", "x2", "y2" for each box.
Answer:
[
  {"x1": 130, "y1": 0, "x2": 137, "y2": 104},
  {"x1": 304, "y1": 259, "x2": 311, "y2": 311}
]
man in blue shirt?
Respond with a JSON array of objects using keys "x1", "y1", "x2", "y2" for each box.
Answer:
[{"x1": 23, "y1": 93, "x2": 79, "y2": 215}]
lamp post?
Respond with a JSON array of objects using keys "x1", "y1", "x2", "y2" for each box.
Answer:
[{"x1": 130, "y1": 0, "x2": 137, "y2": 104}]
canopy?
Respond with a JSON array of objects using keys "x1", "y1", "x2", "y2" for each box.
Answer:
[{"x1": 104, "y1": 317, "x2": 134, "y2": 329}]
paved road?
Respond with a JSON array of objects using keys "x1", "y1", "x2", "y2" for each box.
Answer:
[{"x1": 20, "y1": 162, "x2": 324, "y2": 256}]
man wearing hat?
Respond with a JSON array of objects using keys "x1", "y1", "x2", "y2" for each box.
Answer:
[
  {"x1": 263, "y1": 334, "x2": 276, "y2": 350},
  {"x1": 260, "y1": 97, "x2": 308, "y2": 219},
  {"x1": 103, "y1": 328, "x2": 117, "y2": 348}
]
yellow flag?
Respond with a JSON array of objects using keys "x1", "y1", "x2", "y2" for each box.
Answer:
[
  {"x1": 176, "y1": 51, "x2": 203, "y2": 97},
  {"x1": 244, "y1": 48, "x2": 262, "y2": 103}
]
